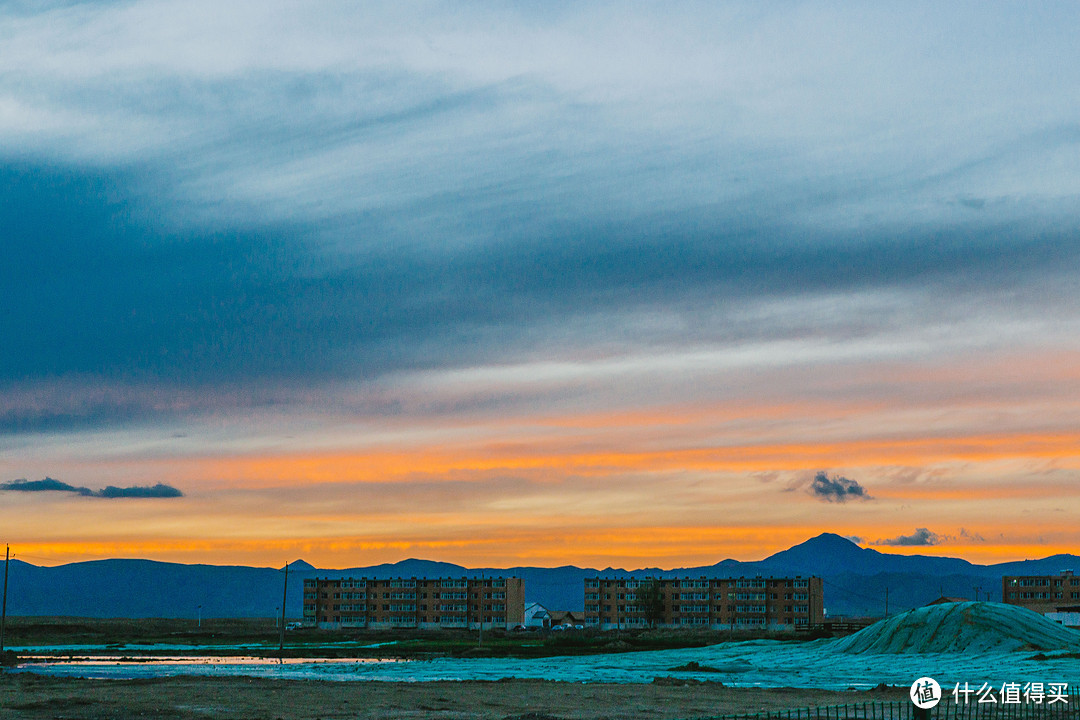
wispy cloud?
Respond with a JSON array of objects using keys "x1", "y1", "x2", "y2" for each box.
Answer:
[
  {"x1": 2, "y1": 2, "x2": 1080, "y2": 566},
  {"x1": 1, "y1": 478, "x2": 183, "y2": 499},
  {"x1": 874, "y1": 528, "x2": 941, "y2": 547},
  {"x1": 959, "y1": 527, "x2": 986, "y2": 543},
  {"x1": 1, "y1": 2, "x2": 1079, "y2": 430}
]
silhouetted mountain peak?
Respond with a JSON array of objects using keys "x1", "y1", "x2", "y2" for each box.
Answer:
[
  {"x1": 6, "y1": 535, "x2": 1075, "y2": 619},
  {"x1": 760, "y1": 532, "x2": 980, "y2": 577},
  {"x1": 797, "y1": 532, "x2": 864, "y2": 554},
  {"x1": 761, "y1": 532, "x2": 873, "y2": 572}
]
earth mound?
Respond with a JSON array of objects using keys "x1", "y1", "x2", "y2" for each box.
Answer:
[{"x1": 829, "y1": 601, "x2": 1080, "y2": 654}]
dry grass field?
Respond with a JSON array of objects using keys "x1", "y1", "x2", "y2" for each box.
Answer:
[{"x1": 0, "y1": 673, "x2": 906, "y2": 720}]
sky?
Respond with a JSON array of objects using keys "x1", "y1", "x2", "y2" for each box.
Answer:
[{"x1": 2, "y1": 1, "x2": 1080, "y2": 569}]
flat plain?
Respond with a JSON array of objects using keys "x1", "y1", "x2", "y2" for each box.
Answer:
[{"x1": 0, "y1": 673, "x2": 906, "y2": 720}]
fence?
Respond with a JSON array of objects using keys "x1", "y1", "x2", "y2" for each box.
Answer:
[{"x1": 697, "y1": 690, "x2": 1080, "y2": 720}]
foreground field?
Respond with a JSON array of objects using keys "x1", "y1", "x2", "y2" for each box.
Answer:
[
  {"x1": 9, "y1": 605, "x2": 1080, "y2": 690},
  {"x1": 1, "y1": 616, "x2": 816, "y2": 659},
  {"x1": 0, "y1": 674, "x2": 905, "y2": 720}
]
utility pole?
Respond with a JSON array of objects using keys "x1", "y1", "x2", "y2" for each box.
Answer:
[
  {"x1": 884, "y1": 587, "x2": 889, "y2": 618},
  {"x1": 278, "y1": 562, "x2": 289, "y2": 656},
  {"x1": 1, "y1": 545, "x2": 9, "y2": 656},
  {"x1": 973, "y1": 586, "x2": 981, "y2": 602}
]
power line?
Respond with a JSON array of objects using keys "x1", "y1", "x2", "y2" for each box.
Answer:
[{"x1": 5, "y1": 552, "x2": 53, "y2": 562}]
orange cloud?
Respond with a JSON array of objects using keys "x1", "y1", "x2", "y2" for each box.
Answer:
[{"x1": 184, "y1": 430, "x2": 1080, "y2": 488}]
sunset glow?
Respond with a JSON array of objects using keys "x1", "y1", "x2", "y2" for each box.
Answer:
[{"x1": 3, "y1": 2, "x2": 1079, "y2": 571}]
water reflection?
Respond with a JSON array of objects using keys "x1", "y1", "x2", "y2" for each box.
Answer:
[{"x1": 20, "y1": 655, "x2": 400, "y2": 667}]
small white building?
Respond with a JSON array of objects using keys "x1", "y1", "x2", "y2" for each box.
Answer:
[
  {"x1": 1045, "y1": 611, "x2": 1080, "y2": 629},
  {"x1": 524, "y1": 602, "x2": 550, "y2": 629}
]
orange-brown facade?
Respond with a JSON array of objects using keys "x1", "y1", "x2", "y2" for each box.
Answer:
[
  {"x1": 303, "y1": 576, "x2": 525, "y2": 630},
  {"x1": 1002, "y1": 570, "x2": 1080, "y2": 614},
  {"x1": 584, "y1": 576, "x2": 824, "y2": 630}
]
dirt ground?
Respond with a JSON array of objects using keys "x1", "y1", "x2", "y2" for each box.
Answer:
[{"x1": 0, "y1": 673, "x2": 906, "y2": 720}]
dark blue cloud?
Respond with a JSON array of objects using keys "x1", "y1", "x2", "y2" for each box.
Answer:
[
  {"x1": 0, "y1": 477, "x2": 183, "y2": 498},
  {"x1": 807, "y1": 471, "x2": 871, "y2": 503},
  {"x1": 874, "y1": 528, "x2": 941, "y2": 547},
  {"x1": 0, "y1": 477, "x2": 93, "y2": 495},
  {"x1": 3, "y1": 154, "x2": 1080, "y2": 433},
  {"x1": 0, "y1": 161, "x2": 323, "y2": 382},
  {"x1": 96, "y1": 483, "x2": 184, "y2": 499}
]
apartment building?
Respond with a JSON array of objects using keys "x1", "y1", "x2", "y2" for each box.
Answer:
[
  {"x1": 583, "y1": 576, "x2": 824, "y2": 630},
  {"x1": 1002, "y1": 570, "x2": 1080, "y2": 616},
  {"x1": 303, "y1": 576, "x2": 525, "y2": 630}
]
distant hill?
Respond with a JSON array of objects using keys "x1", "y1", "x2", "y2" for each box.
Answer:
[
  {"x1": 1, "y1": 534, "x2": 1076, "y2": 619},
  {"x1": 758, "y1": 533, "x2": 977, "y2": 576},
  {"x1": 1, "y1": 558, "x2": 301, "y2": 619}
]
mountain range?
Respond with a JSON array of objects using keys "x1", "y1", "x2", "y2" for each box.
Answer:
[{"x1": 2, "y1": 534, "x2": 1075, "y2": 619}]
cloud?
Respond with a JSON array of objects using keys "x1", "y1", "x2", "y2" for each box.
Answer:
[
  {"x1": 5, "y1": 160, "x2": 1078, "y2": 437},
  {"x1": 1, "y1": 478, "x2": 183, "y2": 499},
  {"x1": 2, "y1": 2, "x2": 1080, "y2": 568},
  {"x1": 874, "y1": 528, "x2": 941, "y2": 547},
  {"x1": 1, "y1": 2, "x2": 1080, "y2": 423},
  {"x1": 0, "y1": 477, "x2": 93, "y2": 496},
  {"x1": 97, "y1": 483, "x2": 185, "y2": 499},
  {"x1": 959, "y1": 527, "x2": 986, "y2": 542},
  {"x1": 807, "y1": 471, "x2": 871, "y2": 503},
  {"x1": 872, "y1": 527, "x2": 984, "y2": 547}
]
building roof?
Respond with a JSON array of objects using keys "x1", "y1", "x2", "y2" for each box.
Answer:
[
  {"x1": 524, "y1": 602, "x2": 549, "y2": 617},
  {"x1": 548, "y1": 610, "x2": 583, "y2": 624},
  {"x1": 925, "y1": 596, "x2": 968, "y2": 606}
]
